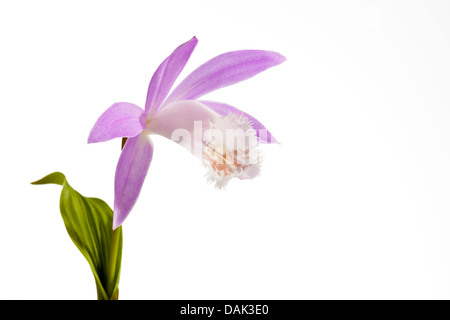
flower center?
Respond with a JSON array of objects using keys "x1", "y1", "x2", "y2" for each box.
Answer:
[{"x1": 202, "y1": 113, "x2": 260, "y2": 188}]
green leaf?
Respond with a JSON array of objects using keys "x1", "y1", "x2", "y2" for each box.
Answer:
[{"x1": 32, "y1": 172, "x2": 122, "y2": 300}]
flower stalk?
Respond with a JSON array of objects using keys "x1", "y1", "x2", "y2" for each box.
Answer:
[
  {"x1": 104, "y1": 226, "x2": 121, "y2": 300},
  {"x1": 102, "y1": 138, "x2": 128, "y2": 300}
]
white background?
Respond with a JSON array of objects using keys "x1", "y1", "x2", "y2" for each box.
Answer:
[{"x1": 1, "y1": 0, "x2": 450, "y2": 300}]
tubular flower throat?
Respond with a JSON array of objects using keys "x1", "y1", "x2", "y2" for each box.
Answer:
[{"x1": 88, "y1": 37, "x2": 285, "y2": 229}]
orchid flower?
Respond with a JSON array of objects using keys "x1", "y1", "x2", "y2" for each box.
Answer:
[{"x1": 88, "y1": 37, "x2": 285, "y2": 229}]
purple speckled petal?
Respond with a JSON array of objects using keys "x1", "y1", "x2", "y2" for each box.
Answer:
[
  {"x1": 145, "y1": 37, "x2": 198, "y2": 116},
  {"x1": 163, "y1": 50, "x2": 286, "y2": 105},
  {"x1": 88, "y1": 102, "x2": 146, "y2": 143},
  {"x1": 199, "y1": 100, "x2": 279, "y2": 144},
  {"x1": 113, "y1": 133, "x2": 153, "y2": 229}
]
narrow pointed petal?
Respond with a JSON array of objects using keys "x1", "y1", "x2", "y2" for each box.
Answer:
[
  {"x1": 145, "y1": 37, "x2": 198, "y2": 115},
  {"x1": 163, "y1": 50, "x2": 286, "y2": 105},
  {"x1": 199, "y1": 100, "x2": 279, "y2": 144},
  {"x1": 88, "y1": 102, "x2": 146, "y2": 143},
  {"x1": 113, "y1": 133, "x2": 153, "y2": 229}
]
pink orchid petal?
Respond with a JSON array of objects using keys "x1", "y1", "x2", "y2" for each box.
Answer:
[
  {"x1": 199, "y1": 100, "x2": 279, "y2": 144},
  {"x1": 163, "y1": 50, "x2": 286, "y2": 105},
  {"x1": 145, "y1": 37, "x2": 198, "y2": 116},
  {"x1": 88, "y1": 102, "x2": 146, "y2": 143},
  {"x1": 113, "y1": 133, "x2": 154, "y2": 229}
]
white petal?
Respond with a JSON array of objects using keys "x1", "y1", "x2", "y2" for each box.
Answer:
[{"x1": 148, "y1": 100, "x2": 217, "y2": 153}]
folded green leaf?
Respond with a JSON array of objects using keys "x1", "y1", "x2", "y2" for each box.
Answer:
[{"x1": 32, "y1": 172, "x2": 122, "y2": 300}]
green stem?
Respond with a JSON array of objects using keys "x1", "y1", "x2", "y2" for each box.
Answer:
[
  {"x1": 103, "y1": 137, "x2": 127, "y2": 300},
  {"x1": 106, "y1": 227, "x2": 121, "y2": 299}
]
